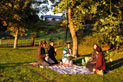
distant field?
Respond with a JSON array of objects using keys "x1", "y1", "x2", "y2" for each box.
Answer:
[{"x1": 0, "y1": 46, "x2": 123, "y2": 82}]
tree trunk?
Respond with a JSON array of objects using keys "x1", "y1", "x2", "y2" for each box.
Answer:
[
  {"x1": 30, "y1": 35, "x2": 35, "y2": 47},
  {"x1": 65, "y1": 28, "x2": 68, "y2": 42},
  {"x1": 68, "y1": 8, "x2": 78, "y2": 57},
  {"x1": 13, "y1": 29, "x2": 18, "y2": 48}
]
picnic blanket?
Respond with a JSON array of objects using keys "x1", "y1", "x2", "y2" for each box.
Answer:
[
  {"x1": 47, "y1": 65, "x2": 93, "y2": 74},
  {"x1": 29, "y1": 62, "x2": 112, "y2": 74}
]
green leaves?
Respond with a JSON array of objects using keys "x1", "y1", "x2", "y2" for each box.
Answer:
[{"x1": 99, "y1": 14, "x2": 122, "y2": 48}]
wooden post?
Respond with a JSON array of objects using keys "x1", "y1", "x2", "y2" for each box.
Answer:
[
  {"x1": 0, "y1": 39, "x2": 1, "y2": 45},
  {"x1": 7, "y1": 39, "x2": 9, "y2": 47},
  {"x1": 26, "y1": 39, "x2": 27, "y2": 47},
  {"x1": 21, "y1": 38, "x2": 22, "y2": 47}
]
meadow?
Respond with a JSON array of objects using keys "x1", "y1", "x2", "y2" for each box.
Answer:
[{"x1": 0, "y1": 45, "x2": 123, "y2": 82}]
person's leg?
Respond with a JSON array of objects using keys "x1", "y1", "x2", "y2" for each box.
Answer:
[
  {"x1": 40, "y1": 61, "x2": 50, "y2": 66},
  {"x1": 96, "y1": 69, "x2": 104, "y2": 76},
  {"x1": 51, "y1": 57, "x2": 58, "y2": 64},
  {"x1": 47, "y1": 57, "x2": 55, "y2": 64},
  {"x1": 86, "y1": 62, "x2": 96, "y2": 72},
  {"x1": 54, "y1": 58, "x2": 58, "y2": 64}
]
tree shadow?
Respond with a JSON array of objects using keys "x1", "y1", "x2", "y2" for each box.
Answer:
[
  {"x1": 107, "y1": 58, "x2": 123, "y2": 70},
  {"x1": 74, "y1": 53, "x2": 123, "y2": 71},
  {"x1": 78, "y1": 53, "x2": 91, "y2": 57},
  {"x1": 0, "y1": 62, "x2": 31, "y2": 69},
  {"x1": 73, "y1": 54, "x2": 91, "y2": 65}
]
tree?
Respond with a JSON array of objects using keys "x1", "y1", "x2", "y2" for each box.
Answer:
[
  {"x1": 0, "y1": 0, "x2": 40, "y2": 48},
  {"x1": 98, "y1": 0, "x2": 123, "y2": 50},
  {"x1": 54, "y1": 0, "x2": 100, "y2": 56}
]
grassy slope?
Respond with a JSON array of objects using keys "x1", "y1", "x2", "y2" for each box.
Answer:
[{"x1": 0, "y1": 46, "x2": 123, "y2": 82}]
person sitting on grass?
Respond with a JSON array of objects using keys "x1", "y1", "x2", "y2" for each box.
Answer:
[
  {"x1": 61, "y1": 42, "x2": 74, "y2": 65},
  {"x1": 37, "y1": 41, "x2": 50, "y2": 67},
  {"x1": 94, "y1": 47, "x2": 107, "y2": 76},
  {"x1": 86, "y1": 44, "x2": 99, "y2": 72},
  {"x1": 47, "y1": 40, "x2": 58, "y2": 65}
]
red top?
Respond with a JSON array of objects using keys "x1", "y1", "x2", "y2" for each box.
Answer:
[{"x1": 95, "y1": 53, "x2": 106, "y2": 71}]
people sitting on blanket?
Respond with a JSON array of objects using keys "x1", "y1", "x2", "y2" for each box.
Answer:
[
  {"x1": 37, "y1": 41, "x2": 50, "y2": 67},
  {"x1": 61, "y1": 42, "x2": 75, "y2": 65},
  {"x1": 47, "y1": 40, "x2": 58, "y2": 65},
  {"x1": 86, "y1": 44, "x2": 107, "y2": 75},
  {"x1": 94, "y1": 47, "x2": 106, "y2": 75},
  {"x1": 86, "y1": 44, "x2": 99, "y2": 72}
]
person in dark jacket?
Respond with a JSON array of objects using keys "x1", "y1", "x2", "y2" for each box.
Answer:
[
  {"x1": 47, "y1": 41, "x2": 58, "y2": 64},
  {"x1": 37, "y1": 41, "x2": 50, "y2": 66}
]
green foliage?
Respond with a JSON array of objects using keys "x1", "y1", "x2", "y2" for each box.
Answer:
[
  {"x1": 41, "y1": 21, "x2": 61, "y2": 34},
  {"x1": 54, "y1": 0, "x2": 99, "y2": 31},
  {"x1": 98, "y1": 0, "x2": 123, "y2": 49},
  {"x1": 99, "y1": 15, "x2": 122, "y2": 48},
  {"x1": 0, "y1": 0, "x2": 40, "y2": 33},
  {"x1": 80, "y1": 33, "x2": 99, "y2": 46},
  {"x1": 104, "y1": 50, "x2": 115, "y2": 62}
]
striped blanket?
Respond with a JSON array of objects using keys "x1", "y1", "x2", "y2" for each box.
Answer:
[{"x1": 47, "y1": 65, "x2": 93, "y2": 74}]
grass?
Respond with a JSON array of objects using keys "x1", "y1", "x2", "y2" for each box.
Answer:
[{"x1": 0, "y1": 46, "x2": 123, "y2": 82}]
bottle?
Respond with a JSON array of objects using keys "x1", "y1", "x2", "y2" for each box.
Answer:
[{"x1": 81, "y1": 58, "x2": 85, "y2": 66}]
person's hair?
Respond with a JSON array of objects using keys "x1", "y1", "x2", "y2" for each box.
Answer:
[
  {"x1": 40, "y1": 41, "x2": 43, "y2": 47},
  {"x1": 93, "y1": 44, "x2": 99, "y2": 50},
  {"x1": 66, "y1": 42, "x2": 71, "y2": 44},
  {"x1": 96, "y1": 46, "x2": 102, "y2": 53},
  {"x1": 42, "y1": 40, "x2": 47, "y2": 44},
  {"x1": 50, "y1": 40, "x2": 54, "y2": 43}
]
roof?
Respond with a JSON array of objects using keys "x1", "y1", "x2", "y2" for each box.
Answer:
[{"x1": 42, "y1": 15, "x2": 64, "y2": 19}]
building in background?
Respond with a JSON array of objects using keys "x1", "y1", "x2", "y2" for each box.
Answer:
[{"x1": 41, "y1": 15, "x2": 64, "y2": 21}]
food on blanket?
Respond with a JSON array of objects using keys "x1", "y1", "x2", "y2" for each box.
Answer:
[{"x1": 85, "y1": 57, "x2": 91, "y2": 63}]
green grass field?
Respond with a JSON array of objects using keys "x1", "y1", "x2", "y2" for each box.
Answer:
[{"x1": 0, "y1": 46, "x2": 123, "y2": 82}]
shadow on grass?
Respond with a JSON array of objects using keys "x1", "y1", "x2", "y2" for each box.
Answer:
[
  {"x1": 107, "y1": 58, "x2": 123, "y2": 70},
  {"x1": 73, "y1": 54, "x2": 91, "y2": 65},
  {"x1": 0, "y1": 62, "x2": 32, "y2": 69},
  {"x1": 74, "y1": 54, "x2": 123, "y2": 71}
]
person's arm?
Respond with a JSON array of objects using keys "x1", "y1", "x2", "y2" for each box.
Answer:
[
  {"x1": 69, "y1": 49, "x2": 75, "y2": 57},
  {"x1": 90, "y1": 60, "x2": 96, "y2": 64},
  {"x1": 41, "y1": 54, "x2": 46, "y2": 58},
  {"x1": 47, "y1": 46, "x2": 54, "y2": 54},
  {"x1": 95, "y1": 53, "x2": 102, "y2": 70},
  {"x1": 63, "y1": 48, "x2": 69, "y2": 58},
  {"x1": 54, "y1": 48, "x2": 57, "y2": 56}
]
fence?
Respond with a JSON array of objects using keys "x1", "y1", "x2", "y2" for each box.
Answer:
[
  {"x1": 0, "y1": 38, "x2": 39, "y2": 47},
  {"x1": 0, "y1": 38, "x2": 65, "y2": 48}
]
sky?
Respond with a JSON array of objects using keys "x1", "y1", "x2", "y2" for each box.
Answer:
[{"x1": 35, "y1": 0, "x2": 62, "y2": 17}]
